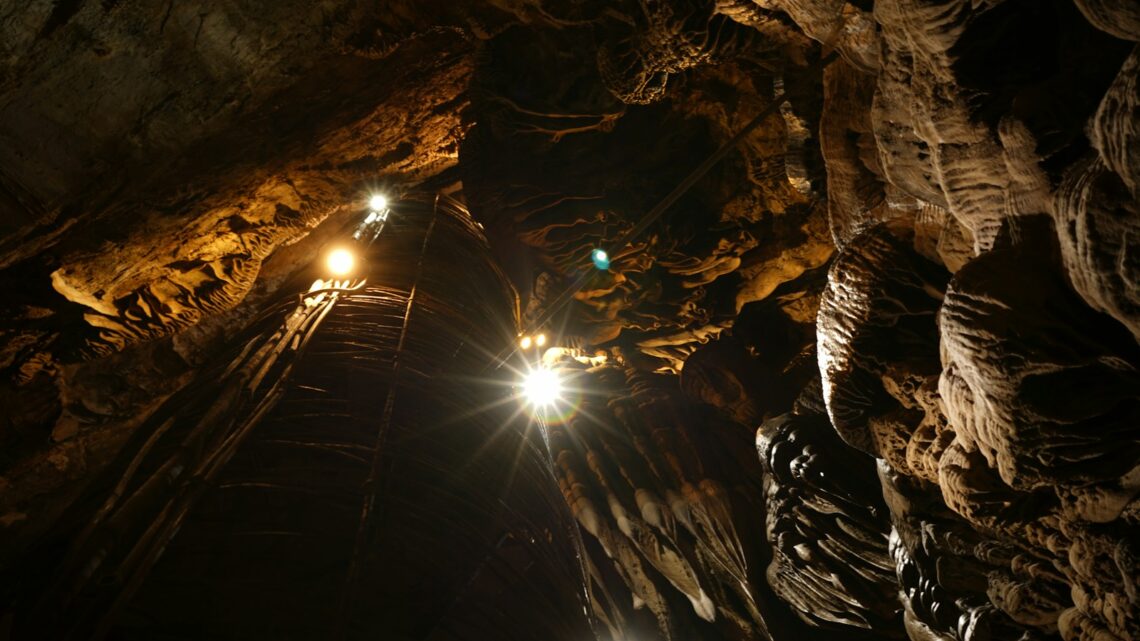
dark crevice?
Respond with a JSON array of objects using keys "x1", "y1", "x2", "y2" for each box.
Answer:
[{"x1": 37, "y1": 0, "x2": 86, "y2": 40}]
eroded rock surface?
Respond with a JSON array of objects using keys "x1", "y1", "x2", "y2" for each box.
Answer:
[
  {"x1": 756, "y1": 402, "x2": 901, "y2": 635},
  {"x1": 1054, "y1": 47, "x2": 1140, "y2": 343},
  {"x1": 816, "y1": 222, "x2": 949, "y2": 459},
  {"x1": 544, "y1": 355, "x2": 769, "y2": 639},
  {"x1": 0, "y1": 2, "x2": 485, "y2": 382},
  {"x1": 0, "y1": 1, "x2": 1138, "y2": 640}
]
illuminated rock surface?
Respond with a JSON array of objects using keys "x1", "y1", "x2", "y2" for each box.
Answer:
[{"x1": 0, "y1": 1, "x2": 1137, "y2": 640}]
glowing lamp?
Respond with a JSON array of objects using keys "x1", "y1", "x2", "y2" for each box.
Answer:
[
  {"x1": 591, "y1": 248, "x2": 610, "y2": 270},
  {"x1": 520, "y1": 336, "x2": 533, "y2": 349},
  {"x1": 369, "y1": 194, "x2": 389, "y2": 211},
  {"x1": 326, "y1": 248, "x2": 356, "y2": 276},
  {"x1": 522, "y1": 367, "x2": 562, "y2": 408},
  {"x1": 535, "y1": 333, "x2": 547, "y2": 347}
]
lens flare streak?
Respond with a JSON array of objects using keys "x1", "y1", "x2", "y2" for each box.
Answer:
[{"x1": 522, "y1": 367, "x2": 561, "y2": 407}]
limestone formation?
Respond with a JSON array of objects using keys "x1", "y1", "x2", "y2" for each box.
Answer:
[
  {"x1": 816, "y1": 222, "x2": 949, "y2": 459},
  {"x1": 1054, "y1": 48, "x2": 1140, "y2": 342},
  {"x1": 1, "y1": 1, "x2": 1138, "y2": 640},
  {"x1": 756, "y1": 407, "x2": 901, "y2": 634}
]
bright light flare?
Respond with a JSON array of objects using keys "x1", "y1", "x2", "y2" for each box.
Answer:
[
  {"x1": 326, "y1": 248, "x2": 356, "y2": 276},
  {"x1": 522, "y1": 367, "x2": 562, "y2": 408},
  {"x1": 520, "y1": 332, "x2": 547, "y2": 350},
  {"x1": 369, "y1": 194, "x2": 388, "y2": 211},
  {"x1": 591, "y1": 248, "x2": 611, "y2": 270}
]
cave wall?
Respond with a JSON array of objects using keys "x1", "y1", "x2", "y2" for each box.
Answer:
[
  {"x1": 1, "y1": 1, "x2": 1138, "y2": 640},
  {"x1": 4, "y1": 196, "x2": 596, "y2": 640},
  {"x1": 457, "y1": 3, "x2": 1140, "y2": 639}
]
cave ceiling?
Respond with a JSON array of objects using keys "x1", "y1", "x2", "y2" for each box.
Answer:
[{"x1": 1, "y1": 0, "x2": 1138, "y2": 640}]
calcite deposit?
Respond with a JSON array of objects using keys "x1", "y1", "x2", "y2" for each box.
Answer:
[{"x1": 0, "y1": 1, "x2": 1136, "y2": 640}]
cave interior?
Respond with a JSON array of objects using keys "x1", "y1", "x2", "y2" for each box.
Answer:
[{"x1": 1, "y1": 1, "x2": 1139, "y2": 640}]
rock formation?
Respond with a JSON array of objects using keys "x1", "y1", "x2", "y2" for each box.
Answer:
[{"x1": 0, "y1": 1, "x2": 1137, "y2": 640}]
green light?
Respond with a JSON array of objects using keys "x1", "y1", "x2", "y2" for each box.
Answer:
[{"x1": 591, "y1": 248, "x2": 610, "y2": 270}]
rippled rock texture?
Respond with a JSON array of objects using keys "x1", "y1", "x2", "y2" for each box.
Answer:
[
  {"x1": 1054, "y1": 47, "x2": 1140, "y2": 343},
  {"x1": 816, "y1": 222, "x2": 949, "y2": 462},
  {"x1": 542, "y1": 351, "x2": 852, "y2": 640},
  {"x1": 762, "y1": 2, "x2": 1139, "y2": 638},
  {"x1": 1, "y1": 0, "x2": 1138, "y2": 640},
  {"x1": 756, "y1": 398, "x2": 901, "y2": 636},
  {"x1": 461, "y1": 17, "x2": 833, "y2": 374}
]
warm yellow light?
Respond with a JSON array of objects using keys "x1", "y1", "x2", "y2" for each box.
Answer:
[
  {"x1": 369, "y1": 194, "x2": 388, "y2": 211},
  {"x1": 522, "y1": 367, "x2": 562, "y2": 407},
  {"x1": 326, "y1": 248, "x2": 355, "y2": 276},
  {"x1": 520, "y1": 336, "x2": 533, "y2": 349},
  {"x1": 535, "y1": 333, "x2": 547, "y2": 347}
]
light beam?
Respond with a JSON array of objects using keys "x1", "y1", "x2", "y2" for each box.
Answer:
[
  {"x1": 326, "y1": 248, "x2": 356, "y2": 277},
  {"x1": 522, "y1": 367, "x2": 562, "y2": 408}
]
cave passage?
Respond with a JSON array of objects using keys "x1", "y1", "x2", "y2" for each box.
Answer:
[
  {"x1": 1, "y1": 3, "x2": 1138, "y2": 641},
  {"x1": 7, "y1": 196, "x2": 594, "y2": 641}
]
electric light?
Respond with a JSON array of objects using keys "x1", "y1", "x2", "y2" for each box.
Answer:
[
  {"x1": 591, "y1": 248, "x2": 610, "y2": 270},
  {"x1": 326, "y1": 248, "x2": 355, "y2": 276},
  {"x1": 535, "y1": 333, "x2": 547, "y2": 347},
  {"x1": 369, "y1": 194, "x2": 388, "y2": 211},
  {"x1": 522, "y1": 367, "x2": 562, "y2": 408},
  {"x1": 520, "y1": 335, "x2": 533, "y2": 349}
]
